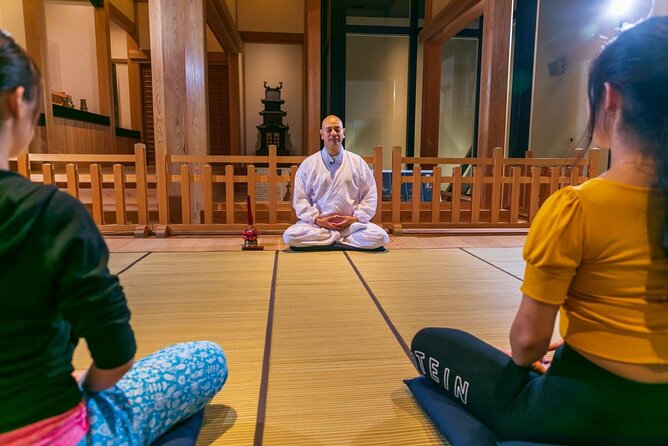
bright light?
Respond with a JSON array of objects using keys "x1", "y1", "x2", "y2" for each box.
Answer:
[{"x1": 609, "y1": 0, "x2": 632, "y2": 15}]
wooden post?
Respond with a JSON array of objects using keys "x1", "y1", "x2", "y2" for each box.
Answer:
[
  {"x1": 225, "y1": 164, "x2": 234, "y2": 224},
  {"x1": 93, "y1": 1, "x2": 116, "y2": 148},
  {"x1": 391, "y1": 146, "x2": 402, "y2": 224},
  {"x1": 23, "y1": 0, "x2": 55, "y2": 152},
  {"x1": 134, "y1": 143, "x2": 149, "y2": 225},
  {"x1": 373, "y1": 146, "x2": 383, "y2": 224},
  {"x1": 149, "y1": 0, "x2": 208, "y2": 223},
  {"x1": 305, "y1": 0, "x2": 321, "y2": 155},
  {"x1": 411, "y1": 165, "x2": 422, "y2": 223},
  {"x1": 113, "y1": 164, "x2": 127, "y2": 225},
  {"x1": 180, "y1": 164, "x2": 192, "y2": 224},
  {"x1": 509, "y1": 166, "x2": 521, "y2": 223},
  {"x1": 90, "y1": 164, "x2": 105, "y2": 225},
  {"x1": 490, "y1": 147, "x2": 503, "y2": 223},
  {"x1": 247, "y1": 165, "x2": 257, "y2": 221},
  {"x1": 419, "y1": 42, "x2": 442, "y2": 158},
  {"x1": 431, "y1": 166, "x2": 441, "y2": 223},
  {"x1": 451, "y1": 166, "x2": 462, "y2": 224},
  {"x1": 268, "y1": 145, "x2": 278, "y2": 224},
  {"x1": 476, "y1": 0, "x2": 512, "y2": 160},
  {"x1": 66, "y1": 164, "x2": 79, "y2": 199}
]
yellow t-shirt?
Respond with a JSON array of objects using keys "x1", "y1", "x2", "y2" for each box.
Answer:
[{"x1": 521, "y1": 177, "x2": 668, "y2": 364}]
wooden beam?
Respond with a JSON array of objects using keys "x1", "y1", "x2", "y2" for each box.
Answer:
[
  {"x1": 476, "y1": 0, "x2": 512, "y2": 158},
  {"x1": 23, "y1": 0, "x2": 55, "y2": 152},
  {"x1": 109, "y1": 1, "x2": 137, "y2": 39},
  {"x1": 240, "y1": 31, "x2": 304, "y2": 44},
  {"x1": 420, "y1": 0, "x2": 483, "y2": 44},
  {"x1": 419, "y1": 42, "x2": 442, "y2": 158},
  {"x1": 305, "y1": 0, "x2": 321, "y2": 155},
  {"x1": 208, "y1": 52, "x2": 228, "y2": 64},
  {"x1": 93, "y1": 0, "x2": 116, "y2": 148},
  {"x1": 425, "y1": 0, "x2": 433, "y2": 25},
  {"x1": 206, "y1": 0, "x2": 242, "y2": 54}
]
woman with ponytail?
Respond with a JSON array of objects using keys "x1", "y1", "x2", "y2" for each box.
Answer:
[
  {"x1": 0, "y1": 32, "x2": 228, "y2": 445},
  {"x1": 411, "y1": 17, "x2": 668, "y2": 445}
]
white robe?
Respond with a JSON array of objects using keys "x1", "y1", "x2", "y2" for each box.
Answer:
[{"x1": 283, "y1": 149, "x2": 389, "y2": 249}]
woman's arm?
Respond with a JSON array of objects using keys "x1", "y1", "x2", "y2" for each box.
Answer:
[
  {"x1": 510, "y1": 294, "x2": 560, "y2": 368},
  {"x1": 80, "y1": 359, "x2": 134, "y2": 392}
]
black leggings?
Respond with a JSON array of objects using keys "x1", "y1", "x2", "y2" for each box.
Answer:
[{"x1": 411, "y1": 328, "x2": 668, "y2": 446}]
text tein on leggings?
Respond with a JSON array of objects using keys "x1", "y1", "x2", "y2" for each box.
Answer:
[{"x1": 411, "y1": 351, "x2": 469, "y2": 405}]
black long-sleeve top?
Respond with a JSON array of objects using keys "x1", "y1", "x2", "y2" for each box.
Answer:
[{"x1": 0, "y1": 171, "x2": 136, "y2": 433}]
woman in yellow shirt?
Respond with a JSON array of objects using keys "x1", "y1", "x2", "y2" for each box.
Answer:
[{"x1": 411, "y1": 17, "x2": 668, "y2": 445}]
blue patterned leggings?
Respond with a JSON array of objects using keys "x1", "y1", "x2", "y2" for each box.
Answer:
[{"x1": 77, "y1": 341, "x2": 228, "y2": 446}]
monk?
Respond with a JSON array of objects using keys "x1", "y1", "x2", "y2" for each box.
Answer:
[{"x1": 283, "y1": 115, "x2": 389, "y2": 249}]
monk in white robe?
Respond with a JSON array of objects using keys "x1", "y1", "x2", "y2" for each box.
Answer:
[{"x1": 283, "y1": 115, "x2": 389, "y2": 249}]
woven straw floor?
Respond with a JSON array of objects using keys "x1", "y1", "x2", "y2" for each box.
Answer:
[{"x1": 73, "y1": 245, "x2": 533, "y2": 445}]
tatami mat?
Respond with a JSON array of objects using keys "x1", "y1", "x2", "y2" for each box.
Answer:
[
  {"x1": 347, "y1": 249, "x2": 523, "y2": 350},
  {"x1": 262, "y1": 251, "x2": 442, "y2": 445},
  {"x1": 108, "y1": 252, "x2": 148, "y2": 275},
  {"x1": 462, "y1": 247, "x2": 526, "y2": 280},
  {"x1": 70, "y1": 246, "x2": 553, "y2": 445},
  {"x1": 74, "y1": 252, "x2": 276, "y2": 445}
]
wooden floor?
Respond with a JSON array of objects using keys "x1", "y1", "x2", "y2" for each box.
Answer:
[{"x1": 74, "y1": 235, "x2": 533, "y2": 445}]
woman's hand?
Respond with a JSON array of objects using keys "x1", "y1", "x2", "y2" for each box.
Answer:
[{"x1": 80, "y1": 359, "x2": 134, "y2": 392}]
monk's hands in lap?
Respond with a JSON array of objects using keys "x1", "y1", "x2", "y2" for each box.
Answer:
[
  {"x1": 315, "y1": 215, "x2": 338, "y2": 229},
  {"x1": 315, "y1": 215, "x2": 358, "y2": 229},
  {"x1": 330, "y1": 215, "x2": 358, "y2": 229}
]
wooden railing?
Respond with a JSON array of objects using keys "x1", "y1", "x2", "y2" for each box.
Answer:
[{"x1": 11, "y1": 144, "x2": 600, "y2": 237}]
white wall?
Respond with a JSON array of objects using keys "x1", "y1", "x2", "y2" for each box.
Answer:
[
  {"x1": 45, "y1": 1, "x2": 99, "y2": 113},
  {"x1": 0, "y1": 0, "x2": 26, "y2": 48},
  {"x1": 345, "y1": 35, "x2": 408, "y2": 168},
  {"x1": 530, "y1": 0, "x2": 657, "y2": 160},
  {"x1": 243, "y1": 43, "x2": 302, "y2": 154}
]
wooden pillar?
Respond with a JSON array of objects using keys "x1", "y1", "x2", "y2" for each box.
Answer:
[
  {"x1": 476, "y1": 0, "x2": 512, "y2": 159},
  {"x1": 127, "y1": 35, "x2": 143, "y2": 133},
  {"x1": 93, "y1": 1, "x2": 116, "y2": 147},
  {"x1": 228, "y1": 53, "x2": 241, "y2": 155},
  {"x1": 149, "y1": 0, "x2": 208, "y2": 223},
  {"x1": 23, "y1": 0, "x2": 54, "y2": 153},
  {"x1": 419, "y1": 42, "x2": 442, "y2": 158},
  {"x1": 305, "y1": 0, "x2": 321, "y2": 155}
]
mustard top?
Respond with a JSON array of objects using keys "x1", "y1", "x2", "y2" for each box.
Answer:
[{"x1": 521, "y1": 178, "x2": 668, "y2": 364}]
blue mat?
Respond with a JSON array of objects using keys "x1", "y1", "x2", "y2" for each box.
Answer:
[
  {"x1": 405, "y1": 377, "x2": 565, "y2": 446},
  {"x1": 151, "y1": 409, "x2": 204, "y2": 446},
  {"x1": 289, "y1": 243, "x2": 386, "y2": 252}
]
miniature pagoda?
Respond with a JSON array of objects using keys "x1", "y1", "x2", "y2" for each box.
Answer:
[{"x1": 256, "y1": 81, "x2": 290, "y2": 156}]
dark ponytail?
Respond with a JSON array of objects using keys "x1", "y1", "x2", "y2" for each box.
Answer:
[
  {"x1": 585, "y1": 17, "x2": 668, "y2": 255},
  {"x1": 0, "y1": 30, "x2": 41, "y2": 104}
]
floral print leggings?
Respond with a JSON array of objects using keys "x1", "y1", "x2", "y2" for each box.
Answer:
[{"x1": 77, "y1": 341, "x2": 228, "y2": 446}]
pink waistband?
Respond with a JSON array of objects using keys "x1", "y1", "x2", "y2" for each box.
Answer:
[{"x1": 0, "y1": 400, "x2": 88, "y2": 446}]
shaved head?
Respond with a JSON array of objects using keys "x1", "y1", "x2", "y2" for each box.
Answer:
[{"x1": 320, "y1": 115, "x2": 345, "y2": 155}]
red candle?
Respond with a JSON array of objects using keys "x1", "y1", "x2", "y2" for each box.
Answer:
[{"x1": 246, "y1": 195, "x2": 253, "y2": 226}]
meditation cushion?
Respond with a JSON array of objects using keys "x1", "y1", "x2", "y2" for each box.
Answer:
[
  {"x1": 405, "y1": 377, "x2": 566, "y2": 446},
  {"x1": 289, "y1": 243, "x2": 386, "y2": 252},
  {"x1": 151, "y1": 409, "x2": 205, "y2": 446}
]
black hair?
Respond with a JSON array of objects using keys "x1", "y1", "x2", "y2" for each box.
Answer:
[
  {"x1": 0, "y1": 31, "x2": 41, "y2": 103},
  {"x1": 584, "y1": 17, "x2": 668, "y2": 254}
]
